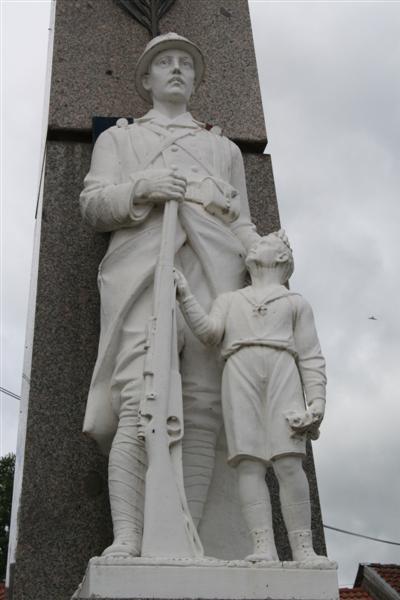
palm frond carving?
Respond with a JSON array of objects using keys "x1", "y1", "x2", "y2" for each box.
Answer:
[{"x1": 117, "y1": 0, "x2": 177, "y2": 37}]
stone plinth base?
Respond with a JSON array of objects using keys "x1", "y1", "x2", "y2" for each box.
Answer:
[{"x1": 72, "y1": 557, "x2": 339, "y2": 600}]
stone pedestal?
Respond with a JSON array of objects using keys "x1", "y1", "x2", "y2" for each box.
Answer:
[
  {"x1": 8, "y1": 2, "x2": 331, "y2": 599},
  {"x1": 73, "y1": 559, "x2": 338, "y2": 600}
]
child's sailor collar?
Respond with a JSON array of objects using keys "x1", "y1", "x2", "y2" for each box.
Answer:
[{"x1": 239, "y1": 285, "x2": 294, "y2": 316}]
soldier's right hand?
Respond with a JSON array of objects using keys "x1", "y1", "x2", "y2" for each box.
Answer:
[{"x1": 134, "y1": 168, "x2": 187, "y2": 204}]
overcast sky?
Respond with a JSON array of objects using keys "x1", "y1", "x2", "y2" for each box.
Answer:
[{"x1": 1, "y1": 0, "x2": 400, "y2": 588}]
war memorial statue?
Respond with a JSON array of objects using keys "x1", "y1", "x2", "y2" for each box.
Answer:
[
  {"x1": 75, "y1": 28, "x2": 337, "y2": 600},
  {"x1": 7, "y1": 4, "x2": 339, "y2": 599}
]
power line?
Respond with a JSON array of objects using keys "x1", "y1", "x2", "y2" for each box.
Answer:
[
  {"x1": 0, "y1": 386, "x2": 21, "y2": 401},
  {"x1": 324, "y1": 524, "x2": 400, "y2": 546}
]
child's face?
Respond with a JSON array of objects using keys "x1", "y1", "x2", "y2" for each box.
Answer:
[{"x1": 246, "y1": 236, "x2": 283, "y2": 268}]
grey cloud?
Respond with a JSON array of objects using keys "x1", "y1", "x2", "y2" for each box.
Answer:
[{"x1": 2, "y1": 2, "x2": 51, "y2": 454}]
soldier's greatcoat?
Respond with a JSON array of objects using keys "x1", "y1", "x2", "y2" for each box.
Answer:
[{"x1": 80, "y1": 110, "x2": 258, "y2": 453}]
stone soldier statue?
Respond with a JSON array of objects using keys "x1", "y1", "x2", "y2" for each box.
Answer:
[{"x1": 80, "y1": 32, "x2": 260, "y2": 557}]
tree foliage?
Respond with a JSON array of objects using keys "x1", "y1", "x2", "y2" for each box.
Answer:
[{"x1": 0, "y1": 453, "x2": 15, "y2": 580}]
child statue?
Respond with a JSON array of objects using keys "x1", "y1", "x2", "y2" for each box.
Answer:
[{"x1": 174, "y1": 230, "x2": 331, "y2": 565}]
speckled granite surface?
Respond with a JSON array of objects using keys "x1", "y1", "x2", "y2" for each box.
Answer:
[
  {"x1": 49, "y1": 0, "x2": 267, "y2": 148},
  {"x1": 11, "y1": 142, "x2": 111, "y2": 600}
]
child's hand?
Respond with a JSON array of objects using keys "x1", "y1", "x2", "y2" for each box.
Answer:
[
  {"x1": 173, "y1": 269, "x2": 191, "y2": 301},
  {"x1": 307, "y1": 398, "x2": 325, "y2": 425},
  {"x1": 284, "y1": 408, "x2": 320, "y2": 441}
]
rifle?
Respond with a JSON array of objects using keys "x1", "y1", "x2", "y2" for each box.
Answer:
[{"x1": 138, "y1": 198, "x2": 204, "y2": 558}]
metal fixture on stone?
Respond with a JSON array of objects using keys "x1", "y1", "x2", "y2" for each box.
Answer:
[{"x1": 117, "y1": 0, "x2": 177, "y2": 37}]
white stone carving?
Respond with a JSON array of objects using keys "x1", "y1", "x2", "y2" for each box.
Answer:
[
  {"x1": 175, "y1": 230, "x2": 332, "y2": 566},
  {"x1": 80, "y1": 32, "x2": 259, "y2": 559},
  {"x1": 77, "y1": 32, "x2": 338, "y2": 600}
]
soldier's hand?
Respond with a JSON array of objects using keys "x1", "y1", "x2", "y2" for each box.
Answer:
[
  {"x1": 173, "y1": 269, "x2": 191, "y2": 301},
  {"x1": 134, "y1": 168, "x2": 187, "y2": 204}
]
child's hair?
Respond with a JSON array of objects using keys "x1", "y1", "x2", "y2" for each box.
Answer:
[{"x1": 268, "y1": 230, "x2": 294, "y2": 283}]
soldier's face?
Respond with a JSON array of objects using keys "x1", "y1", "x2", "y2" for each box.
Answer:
[{"x1": 143, "y1": 49, "x2": 195, "y2": 104}]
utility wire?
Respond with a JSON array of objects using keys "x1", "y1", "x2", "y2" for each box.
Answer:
[
  {"x1": 324, "y1": 524, "x2": 400, "y2": 546},
  {"x1": 0, "y1": 387, "x2": 21, "y2": 401}
]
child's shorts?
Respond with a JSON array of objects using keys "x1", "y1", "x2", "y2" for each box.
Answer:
[{"x1": 221, "y1": 346, "x2": 307, "y2": 466}]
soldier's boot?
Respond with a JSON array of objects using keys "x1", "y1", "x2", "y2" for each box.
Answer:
[
  {"x1": 246, "y1": 528, "x2": 279, "y2": 562},
  {"x1": 102, "y1": 426, "x2": 146, "y2": 557},
  {"x1": 287, "y1": 529, "x2": 332, "y2": 565}
]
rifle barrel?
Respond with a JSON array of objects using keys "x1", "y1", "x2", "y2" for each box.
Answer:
[{"x1": 140, "y1": 199, "x2": 203, "y2": 558}]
